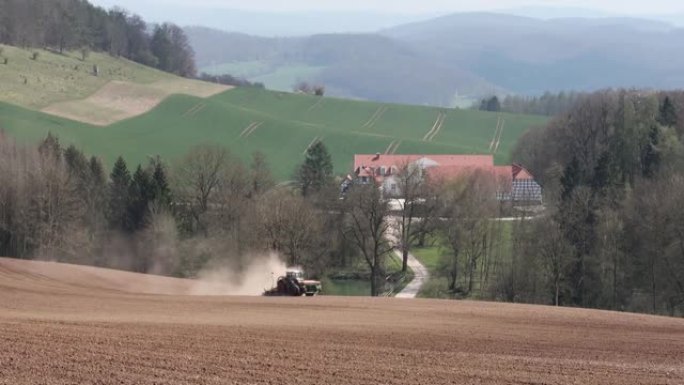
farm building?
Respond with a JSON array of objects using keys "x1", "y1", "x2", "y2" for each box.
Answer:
[{"x1": 348, "y1": 153, "x2": 542, "y2": 203}]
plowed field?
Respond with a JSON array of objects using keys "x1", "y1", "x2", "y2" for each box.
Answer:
[{"x1": 1, "y1": 258, "x2": 683, "y2": 385}]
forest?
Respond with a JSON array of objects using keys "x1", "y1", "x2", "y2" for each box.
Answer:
[
  {"x1": 507, "y1": 90, "x2": 684, "y2": 315},
  {"x1": 0, "y1": 0, "x2": 196, "y2": 77}
]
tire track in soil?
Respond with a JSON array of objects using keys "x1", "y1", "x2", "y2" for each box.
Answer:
[
  {"x1": 494, "y1": 119, "x2": 505, "y2": 154},
  {"x1": 384, "y1": 140, "x2": 397, "y2": 155},
  {"x1": 362, "y1": 106, "x2": 388, "y2": 129},
  {"x1": 390, "y1": 140, "x2": 402, "y2": 154},
  {"x1": 307, "y1": 98, "x2": 325, "y2": 112},
  {"x1": 490, "y1": 116, "x2": 503, "y2": 152},
  {"x1": 424, "y1": 112, "x2": 446, "y2": 141},
  {"x1": 182, "y1": 103, "x2": 205, "y2": 117},
  {"x1": 427, "y1": 112, "x2": 446, "y2": 142},
  {"x1": 239, "y1": 122, "x2": 263, "y2": 138}
]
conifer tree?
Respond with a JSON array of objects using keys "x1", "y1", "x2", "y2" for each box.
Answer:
[
  {"x1": 127, "y1": 165, "x2": 153, "y2": 232},
  {"x1": 296, "y1": 141, "x2": 333, "y2": 196},
  {"x1": 150, "y1": 158, "x2": 172, "y2": 208},
  {"x1": 657, "y1": 96, "x2": 677, "y2": 127},
  {"x1": 107, "y1": 156, "x2": 131, "y2": 231}
]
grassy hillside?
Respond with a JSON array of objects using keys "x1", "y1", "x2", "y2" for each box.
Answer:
[
  {"x1": 0, "y1": 44, "x2": 228, "y2": 125},
  {"x1": 0, "y1": 87, "x2": 548, "y2": 180},
  {"x1": 0, "y1": 45, "x2": 172, "y2": 109}
]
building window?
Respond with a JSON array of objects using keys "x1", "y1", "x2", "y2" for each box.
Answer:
[
  {"x1": 361, "y1": 177, "x2": 368, "y2": 184},
  {"x1": 391, "y1": 183, "x2": 397, "y2": 192}
]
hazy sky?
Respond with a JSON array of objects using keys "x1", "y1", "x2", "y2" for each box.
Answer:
[{"x1": 90, "y1": 0, "x2": 683, "y2": 15}]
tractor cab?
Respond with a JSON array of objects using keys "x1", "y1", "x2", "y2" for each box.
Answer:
[{"x1": 285, "y1": 269, "x2": 305, "y2": 281}]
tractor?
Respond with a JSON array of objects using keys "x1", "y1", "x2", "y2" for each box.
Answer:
[{"x1": 263, "y1": 268, "x2": 322, "y2": 296}]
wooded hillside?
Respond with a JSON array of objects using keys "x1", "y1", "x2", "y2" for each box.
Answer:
[{"x1": 0, "y1": 0, "x2": 195, "y2": 77}]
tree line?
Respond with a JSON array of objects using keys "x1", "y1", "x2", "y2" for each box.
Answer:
[
  {"x1": 475, "y1": 92, "x2": 589, "y2": 116},
  {"x1": 506, "y1": 90, "x2": 684, "y2": 315},
  {"x1": 0, "y1": 133, "x2": 360, "y2": 286},
  {"x1": 197, "y1": 73, "x2": 265, "y2": 89},
  {"x1": 0, "y1": 0, "x2": 196, "y2": 77}
]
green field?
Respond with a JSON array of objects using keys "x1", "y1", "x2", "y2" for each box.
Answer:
[
  {"x1": 320, "y1": 278, "x2": 371, "y2": 296},
  {"x1": 0, "y1": 86, "x2": 548, "y2": 179}
]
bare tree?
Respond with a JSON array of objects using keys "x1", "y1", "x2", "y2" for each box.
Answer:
[
  {"x1": 438, "y1": 170, "x2": 497, "y2": 294},
  {"x1": 537, "y1": 216, "x2": 572, "y2": 306},
  {"x1": 138, "y1": 205, "x2": 178, "y2": 275},
  {"x1": 258, "y1": 189, "x2": 322, "y2": 267},
  {"x1": 293, "y1": 81, "x2": 312, "y2": 94},
  {"x1": 394, "y1": 162, "x2": 421, "y2": 272},
  {"x1": 343, "y1": 185, "x2": 392, "y2": 296},
  {"x1": 0, "y1": 134, "x2": 86, "y2": 261},
  {"x1": 249, "y1": 151, "x2": 274, "y2": 198},
  {"x1": 174, "y1": 144, "x2": 229, "y2": 235},
  {"x1": 625, "y1": 174, "x2": 684, "y2": 315},
  {"x1": 394, "y1": 162, "x2": 438, "y2": 272}
]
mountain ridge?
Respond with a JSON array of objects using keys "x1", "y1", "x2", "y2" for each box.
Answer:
[{"x1": 187, "y1": 12, "x2": 684, "y2": 106}]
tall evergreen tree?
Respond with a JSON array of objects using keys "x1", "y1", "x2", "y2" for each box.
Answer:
[
  {"x1": 107, "y1": 156, "x2": 131, "y2": 231},
  {"x1": 64, "y1": 145, "x2": 88, "y2": 180},
  {"x1": 487, "y1": 96, "x2": 501, "y2": 112},
  {"x1": 127, "y1": 165, "x2": 153, "y2": 232},
  {"x1": 560, "y1": 156, "x2": 581, "y2": 201},
  {"x1": 641, "y1": 125, "x2": 661, "y2": 178},
  {"x1": 657, "y1": 96, "x2": 678, "y2": 127},
  {"x1": 89, "y1": 156, "x2": 106, "y2": 188},
  {"x1": 149, "y1": 158, "x2": 172, "y2": 209},
  {"x1": 297, "y1": 141, "x2": 333, "y2": 196},
  {"x1": 38, "y1": 132, "x2": 62, "y2": 161}
]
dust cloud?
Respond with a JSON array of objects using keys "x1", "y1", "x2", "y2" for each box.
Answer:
[{"x1": 189, "y1": 253, "x2": 288, "y2": 296}]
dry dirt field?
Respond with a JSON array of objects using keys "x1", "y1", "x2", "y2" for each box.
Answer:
[
  {"x1": 41, "y1": 80, "x2": 230, "y2": 126},
  {"x1": 1, "y1": 257, "x2": 683, "y2": 385}
]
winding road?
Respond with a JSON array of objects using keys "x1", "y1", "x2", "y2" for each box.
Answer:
[
  {"x1": 394, "y1": 249, "x2": 429, "y2": 298},
  {"x1": 387, "y1": 216, "x2": 430, "y2": 298}
]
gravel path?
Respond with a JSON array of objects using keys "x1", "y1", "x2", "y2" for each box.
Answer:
[{"x1": 394, "y1": 250, "x2": 429, "y2": 298}]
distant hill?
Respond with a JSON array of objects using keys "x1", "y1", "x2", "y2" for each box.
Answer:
[
  {"x1": 383, "y1": 13, "x2": 684, "y2": 94},
  {"x1": 186, "y1": 27, "x2": 497, "y2": 107},
  {"x1": 188, "y1": 13, "x2": 684, "y2": 106}
]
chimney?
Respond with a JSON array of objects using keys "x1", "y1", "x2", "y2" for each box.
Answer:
[{"x1": 373, "y1": 152, "x2": 380, "y2": 161}]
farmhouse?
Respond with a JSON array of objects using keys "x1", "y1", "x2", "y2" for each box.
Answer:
[{"x1": 349, "y1": 153, "x2": 542, "y2": 203}]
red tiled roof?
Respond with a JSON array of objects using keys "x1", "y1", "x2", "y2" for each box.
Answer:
[
  {"x1": 353, "y1": 154, "x2": 494, "y2": 171},
  {"x1": 512, "y1": 164, "x2": 534, "y2": 180},
  {"x1": 353, "y1": 154, "x2": 537, "y2": 193},
  {"x1": 426, "y1": 165, "x2": 491, "y2": 182}
]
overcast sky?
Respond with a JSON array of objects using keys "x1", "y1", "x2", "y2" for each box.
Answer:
[{"x1": 89, "y1": 0, "x2": 683, "y2": 15}]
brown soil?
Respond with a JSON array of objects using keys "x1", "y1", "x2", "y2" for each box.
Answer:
[{"x1": 1, "y1": 257, "x2": 683, "y2": 385}]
